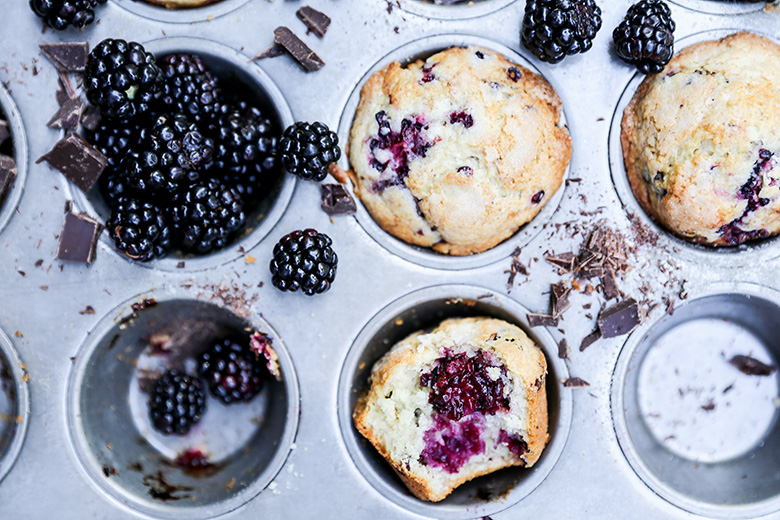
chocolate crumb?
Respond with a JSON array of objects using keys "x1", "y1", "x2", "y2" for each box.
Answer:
[
  {"x1": 701, "y1": 399, "x2": 715, "y2": 411},
  {"x1": 598, "y1": 298, "x2": 641, "y2": 338},
  {"x1": 562, "y1": 377, "x2": 590, "y2": 388},
  {"x1": 176, "y1": 261, "x2": 185, "y2": 269},
  {"x1": 557, "y1": 338, "x2": 570, "y2": 360},
  {"x1": 273, "y1": 27, "x2": 325, "y2": 72},
  {"x1": 79, "y1": 305, "x2": 95, "y2": 315},
  {"x1": 296, "y1": 6, "x2": 331, "y2": 38},
  {"x1": 728, "y1": 355, "x2": 776, "y2": 376},
  {"x1": 527, "y1": 313, "x2": 558, "y2": 327},
  {"x1": 579, "y1": 329, "x2": 601, "y2": 351},
  {"x1": 723, "y1": 384, "x2": 734, "y2": 394}
]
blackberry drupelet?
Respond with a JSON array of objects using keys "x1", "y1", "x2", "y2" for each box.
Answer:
[
  {"x1": 157, "y1": 54, "x2": 221, "y2": 126},
  {"x1": 279, "y1": 121, "x2": 341, "y2": 182},
  {"x1": 86, "y1": 39, "x2": 163, "y2": 120},
  {"x1": 30, "y1": 0, "x2": 107, "y2": 30},
  {"x1": 270, "y1": 229, "x2": 337, "y2": 295},
  {"x1": 85, "y1": 119, "x2": 148, "y2": 208},
  {"x1": 168, "y1": 178, "x2": 245, "y2": 254},
  {"x1": 123, "y1": 113, "x2": 213, "y2": 196},
  {"x1": 613, "y1": 0, "x2": 676, "y2": 74},
  {"x1": 148, "y1": 370, "x2": 206, "y2": 436},
  {"x1": 521, "y1": 0, "x2": 603, "y2": 64},
  {"x1": 107, "y1": 199, "x2": 171, "y2": 262},
  {"x1": 207, "y1": 102, "x2": 280, "y2": 203},
  {"x1": 197, "y1": 337, "x2": 266, "y2": 404}
]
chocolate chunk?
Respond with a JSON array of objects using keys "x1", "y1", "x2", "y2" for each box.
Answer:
[
  {"x1": 38, "y1": 133, "x2": 107, "y2": 193},
  {"x1": 296, "y1": 6, "x2": 331, "y2": 38},
  {"x1": 47, "y1": 96, "x2": 84, "y2": 130},
  {"x1": 80, "y1": 105, "x2": 102, "y2": 131},
  {"x1": 545, "y1": 252, "x2": 575, "y2": 274},
  {"x1": 562, "y1": 377, "x2": 590, "y2": 388},
  {"x1": 274, "y1": 27, "x2": 325, "y2": 72},
  {"x1": 321, "y1": 184, "x2": 356, "y2": 216},
  {"x1": 57, "y1": 212, "x2": 102, "y2": 264},
  {"x1": 551, "y1": 281, "x2": 571, "y2": 318},
  {"x1": 251, "y1": 43, "x2": 287, "y2": 61},
  {"x1": 0, "y1": 154, "x2": 18, "y2": 207},
  {"x1": 527, "y1": 313, "x2": 558, "y2": 327},
  {"x1": 40, "y1": 42, "x2": 89, "y2": 72},
  {"x1": 601, "y1": 267, "x2": 620, "y2": 300},
  {"x1": 579, "y1": 328, "x2": 601, "y2": 351},
  {"x1": 0, "y1": 119, "x2": 9, "y2": 147},
  {"x1": 557, "y1": 338, "x2": 570, "y2": 360},
  {"x1": 729, "y1": 355, "x2": 776, "y2": 376},
  {"x1": 598, "y1": 298, "x2": 641, "y2": 338}
]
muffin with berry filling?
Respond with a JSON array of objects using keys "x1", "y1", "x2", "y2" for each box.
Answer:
[
  {"x1": 621, "y1": 32, "x2": 780, "y2": 246},
  {"x1": 354, "y1": 317, "x2": 548, "y2": 502},
  {"x1": 348, "y1": 46, "x2": 571, "y2": 255}
]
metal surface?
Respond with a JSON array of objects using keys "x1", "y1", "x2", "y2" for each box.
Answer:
[{"x1": 0, "y1": 1, "x2": 778, "y2": 519}]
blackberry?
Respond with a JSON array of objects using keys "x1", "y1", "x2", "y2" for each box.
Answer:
[
  {"x1": 521, "y1": 0, "x2": 603, "y2": 64},
  {"x1": 157, "y1": 54, "x2": 221, "y2": 126},
  {"x1": 123, "y1": 114, "x2": 213, "y2": 196},
  {"x1": 270, "y1": 229, "x2": 337, "y2": 296},
  {"x1": 107, "y1": 199, "x2": 171, "y2": 262},
  {"x1": 30, "y1": 0, "x2": 107, "y2": 30},
  {"x1": 207, "y1": 102, "x2": 280, "y2": 203},
  {"x1": 148, "y1": 370, "x2": 206, "y2": 436},
  {"x1": 279, "y1": 122, "x2": 341, "y2": 182},
  {"x1": 197, "y1": 337, "x2": 266, "y2": 404},
  {"x1": 169, "y1": 178, "x2": 245, "y2": 254},
  {"x1": 613, "y1": 0, "x2": 676, "y2": 74},
  {"x1": 86, "y1": 39, "x2": 163, "y2": 121}
]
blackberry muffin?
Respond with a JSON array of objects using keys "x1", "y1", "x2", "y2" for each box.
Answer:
[
  {"x1": 354, "y1": 317, "x2": 548, "y2": 502},
  {"x1": 621, "y1": 32, "x2": 780, "y2": 246},
  {"x1": 140, "y1": 0, "x2": 224, "y2": 6},
  {"x1": 348, "y1": 46, "x2": 571, "y2": 255}
]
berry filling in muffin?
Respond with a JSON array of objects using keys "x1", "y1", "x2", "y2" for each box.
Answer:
[{"x1": 368, "y1": 111, "x2": 435, "y2": 193}]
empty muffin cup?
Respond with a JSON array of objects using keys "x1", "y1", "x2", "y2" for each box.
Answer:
[
  {"x1": 667, "y1": 0, "x2": 765, "y2": 15},
  {"x1": 69, "y1": 36, "x2": 295, "y2": 271},
  {"x1": 611, "y1": 282, "x2": 780, "y2": 518},
  {"x1": 0, "y1": 327, "x2": 29, "y2": 487},
  {"x1": 66, "y1": 294, "x2": 299, "y2": 519},
  {"x1": 111, "y1": 0, "x2": 252, "y2": 24},
  {"x1": 396, "y1": 0, "x2": 517, "y2": 20},
  {"x1": 0, "y1": 82, "x2": 28, "y2": 237},
  {"x1": 337, "y1": 284, "x2": 572, "y2": 519}
]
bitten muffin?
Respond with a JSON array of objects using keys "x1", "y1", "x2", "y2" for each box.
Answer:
[
  {"x1": 621, "y1": 32, "x2": 780, "y2": 246},
  {"x1": 347, "y1": 46, "x2": 571, "y2": 255},
  {"x1": 353, "y1": 317, "x2": 548, "y2": 502}
]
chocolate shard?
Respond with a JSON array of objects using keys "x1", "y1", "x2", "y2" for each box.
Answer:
[
  {"x1": 80, "y1": 105, "x2": 102, "y2": 131},
  {"x1": 551, "y1": 281, "x2": 571, "y2": 318},
  {"x1": 0, "y1": 119, "x2": 9, "y2": 147},
  {"x1": 557, "y1": 338, "x2": 570, "y2": 360},
  {"x1": 545, "y1": 252, "x2": 575, "y2": 273},
  {"x1": 0, "y1": 154, "x2": 18, "y2": 207},
  {"x1": 274, "y1": 26, "x2": 325, "y2": 72},
  {"x1": 601, "y1": 267, "x2": 620, "y2": 300},
  {"x1": 579, "y1": 328, "x2": 601, "y2": 352},
  {"x1": 527, "y1": 313, "x2": 559, "y2": 328},
  {"x1": 40, "y1": 42, "x2": 89, "y2": 72},
  {"x1": 57, "y1": 212, "x2": 102, "y2": 264},
  {"x1": 728, "y1": 355, "x2": 776, "y2": 376},
  {"x1": 38, "y1": 133, "x2": 107, "y2": 193},
  {"x1": 47, "y1": 96, "x2": 84, "y2": 130},
  {"x1": 296, "y1": 6, "x2": 331, "y2": 38},
  {"x1": 598, "y1": 298, "x2": 641, "y2": 338},
  {"x1": 562, "y1": 377, "x2": 590, "y2": 388},
  {"x1": 321, "y1": 183, "x2": 356, "y2": 216},
  {"x1": 251, "y1": 43, "x2": 287, "y2": 61}
]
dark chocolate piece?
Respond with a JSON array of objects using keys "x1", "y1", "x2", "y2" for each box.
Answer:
[
  {"x1": 38, "y1": 133, "x2": 107, "y2": 193},
  {"x1": 545, "y1": 252, "x2": 575, "y2": 274},
  {"x1": 0, "y1": 119, "x2": 9, "y2": 147},
  {"x1": 40, "y1": 42, "x2": 89, "y2": 72},
  {"x1": 579, "y1": 329, "x2": 601, "y2": 351},
  {"x1": 557, "y1": 338, "x2": 570, "y2": 360},
  {"x1": 601, "y1": 267, "x2": 620, "y2": 300},
  {"x1": 562, "y1": 377, "x2": 590, "y2": 388},
  {"x1": 700, "y1": 399, "x2": 715, "y2": 411},
  {"x1": 274, "y1": 26, "x2": 325, "y2": 72},
  {"x1": 296, "y1": 6, "x2": 331, "y2": 38},
  {"x1": 551, "y1": 281, "x2": 571, "y2": 318},
  {"x1": 598, "y1": 298, "x2": 641, "y2": 338},
  {"x1": 251, "y1": 43, "x2": 287, "y2": 61},
  {"x1": 57, "y1": 212, "x2": 102, "y2": 264},
  {"x1": 0, "y1": 154, "x2": 17, "y2": 207},
  {"x1": 728, "y1": 355, "x2": 776, "y2": 376},
  {"x1": 80, "y1": 105, "x2": 102, "y2": 131},
  {"x1": 527, "y1": 313, "x2": 559, "y2": 328},
  {"x1": 321, "y1": 184, "x2": 356, "y2": 216},
  {"x1": 47, "y1": 96, "x2": 84, "y2": 130}
]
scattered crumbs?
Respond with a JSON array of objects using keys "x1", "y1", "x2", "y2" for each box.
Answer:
[
  {"x1": 700, "y1": 399, "x2": 715, "y2": 412},
  {"x1": 562, "y1": 377, "x2": 590, "y2": 388},
  {"x1": 226, "y1": 478, "x2": 236, "y2": 491},
  {"x1": 14, "y1": 331, "x2": 22, "y2": 338},
  {"x1": 102, "y1": 465, "x2": 118, "y2": 477},
  {"x1": 244, "y1": 254, "x2": 256, "y2": 264},
  {"x1": 106, "y1": 442, "x2": 113, "y2": 450},
  {"x1": 70, "y1": 356, "x2": 76, "y2": 363}
]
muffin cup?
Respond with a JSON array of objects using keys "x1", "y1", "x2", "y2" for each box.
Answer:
[
  {"x1": 667, "y1": 0, "x2": 766, "y2": 15},
  {"x1": 66, "y1": 292, "x2": 299, "y2": 519},
  {"x1": 111, "y1": 0, "x2": 252, "y2": 24},
  {"x1": 0, "y1": 82, "x2": 28, "y2": 238},
  {"x1": 396, "y1": 0, "x2": 517, "y2": 20},
  {"x1": 608, "y1": 28, "x2": 780, "y2": 267},
  {"x1": 337, "y1": 284, "x2": 572, "y2": 519},
  {"x1": 68, "y1": 36, "x2": 295, "y2": 272},
  {"x1": 611, "y1": 281, "x2": 780, "y2": 518},
  {"x1": 0, "y1": 327, "x2": 29, "y2": 486},
  {"x1": 337, "y1": 34, "x2": 570, "y2": 271}
]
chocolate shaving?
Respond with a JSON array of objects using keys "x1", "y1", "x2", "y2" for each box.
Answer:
[
  {"x1": 0, "y1": 120, "x2": 9, "y2": 148},
  {"x1": 57, "y1": 212, "x2": 102, "y2": 264},
  {"x1": 273, "y1": 27, "x2": 325, "y2": 72},
  {"x1": 296, "y1": 6, "x2": 331, "y2": 38},
  {"x1": 601, "y1": 267, "x2": 620, "y2": 300},
  {"x1": 38, "y1": 133, "x2": 107, "y2": 193},
  {"x1": 545, "y1": 252, "x2": 575, "y2": 274},
  {"x1": 728, "y1": 355, "x2": 776, "y2": 376},
  {"x1": 40, "y1": 42, "x2": 89, "y2": 72},
  {"x1": 527, "y1": 313, "x2": 558, "y2": 328},
  {"x1": 562, "y1": 377, "x2": 590, "y2": 388},
  {"x1": 579, "y1": 329, "x2": 601, "y2": 352},
  {"x1": 598, "y1": 298, "x2": 641, "y2": 338},
  {"x1": 321, "y1": 184, "x2": 356, "y2": 216},
  {"x1": 551, "y1": 281, "x2": 571, "y2": 318},
  {"x1": 505, "y1": 248, "x2": 528, "y2": 290},
  {"x1": 557, "y1": 338, "x2": 570, "y2": 360},
  {"x1": 47, "y1": 96, "x2": 84, "y2": 130},
  {"x1": 0, "y1": 154, "x2": 17, "y2": 208},
  {"x1": 251, "y1": 43, "x2": 287, "y2": 61}
]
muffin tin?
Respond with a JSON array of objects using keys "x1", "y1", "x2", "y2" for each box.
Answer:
[{"x1": 0, "y1": 1, "x2": 778, "y2": 519}]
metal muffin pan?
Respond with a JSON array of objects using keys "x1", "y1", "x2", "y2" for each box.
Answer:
[
  {"x1": 0, "y1": 81, "x2": 28, "y2": 238},
  {"x1": 0, "y1": 1, "x2": 778, "y2": 519}
]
